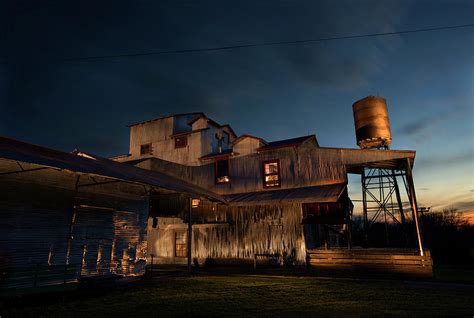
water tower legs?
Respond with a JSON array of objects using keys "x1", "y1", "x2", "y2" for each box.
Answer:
[
  {"x1": 361, "y1": 167, "x2": 409, "y2": 246},
  {"x1": 360, "y1": 163, "x2": 425, "y2": 256}
]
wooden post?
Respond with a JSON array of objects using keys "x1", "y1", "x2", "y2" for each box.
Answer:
[
  {"x1": 405, "y1": 159, "x2": 424, "y2": 256},
  {"x1": 149, "y1": 254, "x2": 154, "y2": 279},
  {"x1": 347, "y1": 204, "x2": 353, "y2": 249},
  {"x1": 187, "y1": 197, "x2": 193, "y2": 273}
]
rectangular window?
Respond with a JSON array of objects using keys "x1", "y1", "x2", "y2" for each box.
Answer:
[
  {"x1": 174, "y1": 231, "x2": 187, "y2": 257},
  {"x1": 263, "y1": 159, "x2": 281, "y2": 188},
  {"x1": 215, "y1": 159, "x2": 230, "y2": 184},
  {"x1": 175, "y1": 135, "x2": 188, "y2": 148},
  {"x1": 140, "y1": 143, "x2": 152, "y2": 155}
]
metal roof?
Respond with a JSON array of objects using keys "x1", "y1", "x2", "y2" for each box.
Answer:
[
  {"x1": 0, "y1": 136, "x2": 225, "y2": 202},
  {"x1": 233, "y1": 134, "x2": 267, "y2": 145},
  {"x1": 127, "y1": 112, "x2": 205, "y2": 127},
  {"x1": 224, "y1": 183, "x2": 346, "y2": 206},
  {"x1": 318, "y1": 147, "x2": 416, "y2": 172},
  {"x1": 257, "y1": 135, "x2": 317, "y2": 152}
]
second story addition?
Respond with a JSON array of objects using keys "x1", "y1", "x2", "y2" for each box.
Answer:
[{"x1": 121, "y1": 113, "x2": 237, "y2": 166}]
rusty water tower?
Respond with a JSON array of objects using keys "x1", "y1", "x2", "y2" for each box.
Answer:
[
  {"x1": 351, "y1": 96, "x2": 413, "y2": 248},
  {"x1": 353, "y1": 96, "x2": 392, "y2": 149}
]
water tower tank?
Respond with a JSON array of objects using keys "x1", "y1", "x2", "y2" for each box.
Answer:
[{"x1": 352, "y1": 96, "x2": 392, "y2": 149}]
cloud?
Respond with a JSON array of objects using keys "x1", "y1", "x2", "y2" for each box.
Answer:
[
  {"x1": 416, "y1": 149, "x2": 474, "y2": 169},
  {"x1": 435, "y1": 201, "x2": 474, "y2": 213},
  {"x1": 397, "y1": 104, "x2": 469, "y2": 137}
]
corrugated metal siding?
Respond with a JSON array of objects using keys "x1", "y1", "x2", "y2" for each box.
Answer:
[
  {"x1": 0, "y1": 169, "x2": 149, "y2": 290},
  {"x1": 148, "y1": 203, "x2": 307, "y2": 265},
  {"x1": 142, "y1": 147, "x2": 348, "y2": 196}
]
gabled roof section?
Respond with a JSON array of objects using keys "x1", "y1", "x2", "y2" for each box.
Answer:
[
  {"x1": 0, "y1": 136, "x2": 225, "y2": 202},
  {"x1": 188, "y1": 114, "x2": 220, "y2": 128},
  {"x1": 219, "y1": 124, "x2": 237, "y2": 138},
  {"x1": 127, "y1": 112, "x2": 204, "y2": 127},
  {"x1": 257, "y1": 135, "x2": 317, "y2": 152},
  {"x1": 233, "y1": 134, "x2": 267, "y2": 145}
]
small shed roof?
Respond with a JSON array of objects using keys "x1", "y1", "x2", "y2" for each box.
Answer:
[
  {"x1": 224, "y1": 183, "x2": 346, "y2": 206},
  {"x1": 0, "y1": 136, "x2": 225, "y2": 202}
]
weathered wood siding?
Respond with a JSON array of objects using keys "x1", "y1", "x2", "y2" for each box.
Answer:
[
  {"x1": 147, "y1": 196, "x2": 306, "y2": 265},
  {"x1": 233, "y1": 137, "x2": 263, "y2": 157},
  {"x1": 0, "y1": 163, "x2": 148, "y2": 289},
  {"x1": 128, "y1": 115, "x2": 232, "y2": 166},
  {"x1": 137, "y1": 146, "x2": 347, "y2": 195}
]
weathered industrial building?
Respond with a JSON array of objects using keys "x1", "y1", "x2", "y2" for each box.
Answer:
[
  {"x1": 112, "y1": 98, "x2": 430, "y2": 273},
  {"x1": 0, "y1": 96, "x2": 432, "y2": 290}
]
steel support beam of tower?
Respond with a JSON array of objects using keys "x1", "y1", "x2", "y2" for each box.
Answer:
[{"x1": 361, "y1": 167, "x2": 409, "y2": 246}]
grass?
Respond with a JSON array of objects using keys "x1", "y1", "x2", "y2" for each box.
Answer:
[
  {"x1": 434, "y1": 264, "x2": 474, "y2": 284},
  {"x1": 1, "y1": 274, "x2": 473, "y2": 317}
]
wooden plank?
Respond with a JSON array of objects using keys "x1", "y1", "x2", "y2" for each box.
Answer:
[{"x1": 307, "y1": 253, "x2": 428, "y2": 260}]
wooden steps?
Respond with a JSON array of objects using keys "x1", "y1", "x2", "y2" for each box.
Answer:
[{"x1": 306, "y1": 248, "x2": 433, "y2": 278}]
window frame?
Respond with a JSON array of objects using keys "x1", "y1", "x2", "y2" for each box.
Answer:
[
  {"x1": 140, "y1": 143, "x2": 153, "y2": 155},
  {"x1": 262, "y1": 159, "x2": 281, "y2": 189},
  {"x1": 174, "y1": 231, "x2": 187, "y2": 258},
  {"x1": 215, "y1": 159, "x2": 230, "y2": 184},
  {"x1": 174, "y1": 135, "x2": 188, "y2": 148}
]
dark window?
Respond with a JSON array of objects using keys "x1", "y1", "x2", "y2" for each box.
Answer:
[
  {"x1": 140, "y1": 143, "x2": 152, "y2": 155},
  {"x1": 223, "y1": 131, "x2": 230, "y2": 144},
  {"x1": 174, "y1": 231, "x2": 187, "y2": 257},
  {"x1": 175, "y1": 136, "x2": 188, "y2": 148},
  {"x1": 263, "y1": 159, "x2": 281, "y2": 188},
  {"x1": 215, "y1": 159, "x2": 230, "y2": 184}
]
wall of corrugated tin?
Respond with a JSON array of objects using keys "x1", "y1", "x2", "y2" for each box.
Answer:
[
  {"x1": 0, "y1": 165, "x2": 148, "y2": 289},
  {"x1": 147, "y1": 199, "x2": 306, "y2": 265},
  {"x1": 140, "y1": 145, "x2": 348, "y2": 196}
]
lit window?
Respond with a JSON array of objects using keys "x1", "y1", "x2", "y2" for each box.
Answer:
[
  {"x1": 215, "y1": 159, "x2": 230, "y2": 184},
  {"x1": 263, "y1": 160, "x2": 280, "y2": 188},
  {"x1": 140, "y1": 143, "x2": 152, "y2": 155},
  {"x1": 175, "y1": 231, "x2": 187, "y2": 257},
  {"x1": 175, "y1": 136, "x2": 188, "y2": 148}
]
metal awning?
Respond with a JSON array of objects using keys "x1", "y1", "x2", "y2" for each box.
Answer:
[
  {"x1": 0, "y1": 136, "x2": 225, "y2": 202},
  {"x1": 224, "y1": 183, "x2": 347, "y2": 206}
]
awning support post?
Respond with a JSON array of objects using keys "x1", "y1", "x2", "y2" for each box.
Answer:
[{"x1": 187, "y1": 197, "x2": 193, "y2": 273}]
